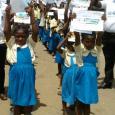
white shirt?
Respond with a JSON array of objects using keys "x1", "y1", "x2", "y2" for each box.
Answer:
[
  {"x1": 101, "y1": 0, "x2": 115, "y2": 32},
  {"x1": 0, "y1": 2, "x2": 7, "y2": 44},
  {"x1": 6, "y1": 36, "x2": 36, "y2": 65},
  {"x1": 34, "y1": 7, "x2": 40, "y2": 20},
  {"x1": 61, "y1": 47, "x2": 77, "y2": 67}
]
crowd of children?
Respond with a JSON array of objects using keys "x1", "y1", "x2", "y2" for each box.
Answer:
[{"x1": 0, "y1": 0, "x2": 113, "y2": 115}]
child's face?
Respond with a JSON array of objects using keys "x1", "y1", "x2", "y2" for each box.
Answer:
[
  {"x1": 82, "y1": 38, "x2": 95, "y2": 50},
  {"x1": 15, "y1": 29, "x2": 27, "y2": 46},
  {"x1": 67, "y1": 42, "x2": 75, "y2": 52}
]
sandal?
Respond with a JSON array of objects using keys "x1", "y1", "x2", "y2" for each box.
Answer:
[
  {"x1": 0, "y1": 94, "x2": 7, "y2": 100},
  {"x1": 10, "y1": 107, "x2": 14, "y2": 112}
]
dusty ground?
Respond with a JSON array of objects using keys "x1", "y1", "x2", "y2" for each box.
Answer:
[{"x1": 0, "y1": 41, "x2": 115, "y2": 115}]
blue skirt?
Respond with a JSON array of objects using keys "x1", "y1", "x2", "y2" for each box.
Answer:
[
  {"x1": 42, "y1": 29, "x2": 50, "y2": 44},
  {"x1": 55, "y1": 52, "x2": 64, "y2": 64},
  {"x1": 74, "y1": 63, "x2": 99, "y2": 104},
  {"x1": 8, "y1": 63, "x2": 36, "y2": 106},
  {"x1": 39, "y1": 27, "x2": 44, "y2": 40},
  {"x1": 62, "y1": 64, "x2": 79, "y2": 105}
]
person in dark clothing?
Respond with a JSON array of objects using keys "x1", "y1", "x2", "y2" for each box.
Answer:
[
  {"x1": 91, "y1": 0, "x2": 115, "y2": 88},
  {"x1": 0, "y1": 0, "x2": 8, "y2": 100}
]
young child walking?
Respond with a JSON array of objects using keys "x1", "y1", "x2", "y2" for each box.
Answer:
[
  {"x1": 74, "y1": 32, "x2": 102, "y2": 115},
  {"x1": 57, "y1": 32, "x2": 79, "y2": 112},
  {"x1": 4, "y1": 5, "x2": 38, "y2": 115}
]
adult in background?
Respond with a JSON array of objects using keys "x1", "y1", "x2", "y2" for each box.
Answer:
[
  {"x1": 0, "y1": 0, "x2": 8, "y2": 100},
  {"x1": 91, "y1": 0, "x2": 115, "y2": 89}
]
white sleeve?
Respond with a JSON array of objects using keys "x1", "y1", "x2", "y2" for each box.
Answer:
[
  {"x1": 27, "y1": 35, "x2": 36, "y2": 49},
  {"x1": 75, "y1": 44, "x2": 83, "y2": 67},
  {"x1": 96, "y1": 45, "x2": 102, "y2": 54},
  {"x1": 6, "y1": 37, "x2": 15, "y2": 48},
  {"x1": 60, "y1": 47, "x2": 67, "y2": 59}
]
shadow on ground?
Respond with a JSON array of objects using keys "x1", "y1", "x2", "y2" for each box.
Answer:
[{"x1": 32, "y1": 99, "x2": 47, "y2": 112}]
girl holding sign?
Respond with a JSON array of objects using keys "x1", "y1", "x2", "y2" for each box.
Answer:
[
  {"x1": 74, "y1": 32, "x2": 102, "y2": 115},
  {"x1": 4, "y1": 4, "x2": 38, "y2": 115}
]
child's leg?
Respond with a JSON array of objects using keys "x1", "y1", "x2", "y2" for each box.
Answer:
[
  {"x1": 62, "y1": 101, "x2": 67, "y2": 111},
  {"x1": 23, "y1": 106, "x2": 33, "y2": 115},
  {"x1": 84, "y1": 104, "x2": 90, "y2": 115},
  {"x1": 62, "y1": 101, "x2": 67, "y2": 115},
  {"x1": 57, "y1": 75, "x2": 62, "y2": 95},
  {"x1": 14, "y1": 106, "x2": 21, "y2": 115},
  {"x1": 57, "y1": 64, "x2": 62, "y2": 75},
  {"x1": 75, "y1": 101, "x2": 83, "y2": 115},
  {"x1": 58, "y1": 64, "x2": 62, "y2": 86}
]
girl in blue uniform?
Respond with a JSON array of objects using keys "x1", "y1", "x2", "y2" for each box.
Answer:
[
  {"x1": 55, "y1": 32, "x2": 64, "y2": 95},
  {"x1": 4, "y1": 5, "x2": 38, "y2": 115},
  {"x1": 48, "y1": 18, "x2": 60, "y2": 56},
  {"x1": 41, "y1": 17, "x2": 50, "y2": 50},
  {"x1": 74, "y1": 32, "x2": 102, "y2": 115},
  {"x1": 57, "y1": 32, "x2": 79, "y2": 111}
]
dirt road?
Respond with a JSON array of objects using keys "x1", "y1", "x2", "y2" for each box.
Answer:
[{"x1": 0, "y1": 41, "x2": 115, "y2": 115}]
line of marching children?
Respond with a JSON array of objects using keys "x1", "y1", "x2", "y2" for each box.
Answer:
[
  {"x1": 57, "y1": 31, "x2": 102, "y2": 115},
  {"x1": 33, "y1": 1, "x2": 102, "y2": 115},
  {"x1": 1, "y1": 0, "x2": 103, "y2": 115}
]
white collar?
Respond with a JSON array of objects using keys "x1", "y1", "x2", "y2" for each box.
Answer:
[
  {"x1": 13, "y1": 43, "x2": 28, "y2": 50},
  {"x1": 67, "y1": 51, "x2": 75, "y2": 56},
  {"x1": 82, "y1": 45, "x2": 97, "y2": 56}
]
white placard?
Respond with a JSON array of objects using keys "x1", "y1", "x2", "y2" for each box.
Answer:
[
  {"x1": 71, "y1": 0, "x2": 90, "y2": 8},
  {"x1": 10, "y1": 0, "x2": 31, "y2": 12},
  {"x1": 14, "y1": 12, "x2": 30, "y2": 24},
  {"x1": 0, "y1": 0, "x2": 7, "y2": 4},
  {"x1": 106, "y1": 3, "x2": 115, "y2": 20},
  {"x1": 0, "y1": 1, "x2": 7, "y2": 25},
  {"x1": 70, "y1": 11, "x2": 104, "y2": 32},
  {"x1": 48, "y1": 12, "x2": 54, "y2": 16},
  {"x1": 72, "y1": 1, "x2": 90, "y2": 13},
  {"x1": 57, "y1": 9, "x2": 65, "y2": 19},
  {"x1": 0, "y1": 10, "x2": 2, "y2": 25}
]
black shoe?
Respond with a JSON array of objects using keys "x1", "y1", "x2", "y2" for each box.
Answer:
[{"x1": 98, "y1": 82, "x2": 112, "y2": 89}]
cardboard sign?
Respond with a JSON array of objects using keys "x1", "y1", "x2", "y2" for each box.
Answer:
[
  {"x1": 14, "y1": 12, "x2": 30, "y2": 24},
  {"x1": 70, "y1": 11, "x2": 104, "y2": 32},
  {"x1": 48, "y1": 12, "x2": 54, "y2": 16},
  {"x1": 57, "y1": 9, "x2": 65, "y2": 19},
  {"x1": 10, "y1": 0, "x2": 31, "y2": 12}
]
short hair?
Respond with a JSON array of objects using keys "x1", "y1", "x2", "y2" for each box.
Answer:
[
  {"x1": 12, "y1": 23, "x2": 30, "y2": 39},
  {"x1": 81, "y1": 32, "x2": 96, "y2": 40}
]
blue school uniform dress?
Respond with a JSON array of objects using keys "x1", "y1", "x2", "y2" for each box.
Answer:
[
  {"x1": 48, "y1": 32, "x2": 61, "y2": 53},
  {"x1": 62, "y1": 49, "x2": 79, "y2": 105},
  {"x1": 7, "y1": 44, "x2": 36, "y2": 106},
  {"x1": 42, "y1": 27, "x2": 50, "y2": 45},
  {"x1": 39, "y1": 15, "x2": 45, "y2": 40},
  {"x1": 55, "y1": 35, "x2": 64, "y2": 64},
  {"x1": 74, "y1": 45, "x2": 101, "y2": 104}
]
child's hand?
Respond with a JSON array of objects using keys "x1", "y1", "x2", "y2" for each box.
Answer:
[
  {"x1": 67, "y1": 32, "x2": 72, "y2": 38},
  {"x1": 101, "y1": 14, "x2": 106, "y2": 21},
  {"x1": 69, "y1": 12, "x2": 76, "y2": 21},
  {"x1": 25, "y1": 6, "x2": 33, "y2": 16},
  {"x1": 5, "y1": 5, "x2": 11, "y2": 16}
]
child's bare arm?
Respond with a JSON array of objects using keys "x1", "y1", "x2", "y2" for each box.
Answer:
[
  {"x1": 96, "y1": 32, "x2": 103, "y2": 46},
  {"x1": 64, "y1": 0, "x2": 71, "y2": 23},
  {"x1": 74, "y1": 32, "x2": 80, "y2": 46},
  {"x1": 4, "y1": 5, "x2": 12, "y2": 42},
  {"x1": 56, "y1": 33, "x2": 70, "y2": 53},
  {"x1": 25, "y1": 6, "x2": 38, "y2": 42}
]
